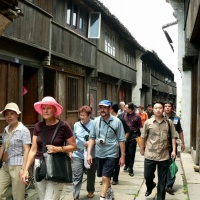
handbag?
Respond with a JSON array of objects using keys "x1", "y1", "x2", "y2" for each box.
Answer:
[
  {"x1": 170, "y1": 158, "x2": 178, "y2": 178},
  {"x1": 43, "y1": 120, "x2": 73, "y2": 183},
  {"x1": 43, "y1": 152, "x2": 72, "y2": 182}
]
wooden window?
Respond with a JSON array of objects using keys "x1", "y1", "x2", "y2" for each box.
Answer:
[
  {"x1": 66, "y1": 1, "x2": 88, "y2": 37},
  {"x1": 112, "y1": 36, "x2": 115, "y2": 56},
  {"x1": 124, "y1": 46, "x2": 134, "y2": 65},
  {"x1": 73, "y1": 5, "x2": 78, "y2": 28},
  {"x1": 82, "y1": 11, "x2": 88, "y2": 37},
  {"x1": 88, "y1": 12, "x2": 101, "y2": 38},
  {"x1": 79, "y1": 9, "x2": 83, "y2": 32},
  {"x1": 105, "y1": 31, "x2": 115, "y2": 57},
  {"x1": 125, "y1": 49, "x2": 130, "y2": 64},
  {"x1": 67, "y1": 76, "x2": 78, "y2": 111},
  {"x1": 66, "y1": 0, "x2": 72, "y2": 25}
]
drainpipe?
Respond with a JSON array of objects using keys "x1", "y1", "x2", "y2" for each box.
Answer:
[
  {"x1": 42, "y1": 18, "x2": 52, "y2": 65},
  {"x1": 162, "y1": 20, "x2": 178, "y2": 52}
]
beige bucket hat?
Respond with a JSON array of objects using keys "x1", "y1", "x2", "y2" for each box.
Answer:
[{"x1": 0, "y1": 102, "x2": 21, "y2": 116}]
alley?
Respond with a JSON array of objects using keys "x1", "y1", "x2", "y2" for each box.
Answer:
[{"x1": 25, "y1": 148, "x2": 188, "y2": 200}]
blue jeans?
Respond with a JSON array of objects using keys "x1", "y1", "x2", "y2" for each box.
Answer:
[{"x1": 144, "y1": 158, "x2": 169, "y2": 200}]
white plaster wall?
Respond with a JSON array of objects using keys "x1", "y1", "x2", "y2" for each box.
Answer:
[
  {"x1": 181, "y1": 71, "x2": 192, "y2": 149},
  {"x1": 132, "y1": 50, "x2": 143, "y2": 106},
  {"x1": 169, "y1": 0, "x2": 191, "y2": 148}
]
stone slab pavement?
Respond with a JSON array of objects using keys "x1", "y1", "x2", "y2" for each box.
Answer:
[{"x1": 23, "y1": 148, "x2": 192, "y2": 200}]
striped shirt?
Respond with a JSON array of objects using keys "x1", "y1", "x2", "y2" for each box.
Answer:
[{"x1": 2, "y1": 122, "x2": 31, "y2": 166}]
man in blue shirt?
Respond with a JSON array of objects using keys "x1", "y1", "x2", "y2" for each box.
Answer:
[{"x1": 87, "y1": 100, "x2": 126, "y2": 200}]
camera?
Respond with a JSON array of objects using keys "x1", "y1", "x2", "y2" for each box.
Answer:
[
  {"x1": 25, "y1": 177, "x2": 31, "y2": 183},
  {"x1": 84, "y1": 135, "x2": 89, "y2": 141},
  {"x1": 97, "y1": 138, "x2": 105, "y2": 144}
]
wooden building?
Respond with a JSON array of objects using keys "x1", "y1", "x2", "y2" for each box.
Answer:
[
  {"x1": 0, "y1": 0, "x2": 176, "y2": 132},
  {"x1": 140, "y1": 50, "x2": 176, "y2": 107},
  {"x1": 0, "y1": 0, "x2": 145, "y2": 131}
]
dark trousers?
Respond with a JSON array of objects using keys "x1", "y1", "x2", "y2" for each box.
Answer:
[
  {"x1": 113, "y1": 149, "x2": 121, "y2": 182},
  {"x1": 144, "y1": 158, "x2": 169, "y2": 200},
  {"x1": 166, "y1": 168, "x2": 175, "y2": 188},
  {"x1": 125, "y1": 134, "x2": 137, "y2": 171}
]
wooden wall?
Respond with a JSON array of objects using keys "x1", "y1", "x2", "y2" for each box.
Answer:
[
  {"x1": 0, "y1": 62, "x2": 19, "y2": 133},
  {"x1": 5, "y1": 1, "x2": 51, "y2": 51},
  {"x1": 51, "y1": 23, "x2": 96, "y2": 68}
]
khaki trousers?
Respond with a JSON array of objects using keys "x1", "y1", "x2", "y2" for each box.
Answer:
[
  {"x1": 0, "y1": 165, "x2": 25, "y2": 200},
  {"x1": 34, "y1": 159, "x2": 64, "y2": 200}
]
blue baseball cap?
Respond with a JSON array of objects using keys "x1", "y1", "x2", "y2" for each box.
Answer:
[{"x1": 99, "y1": 100, "x2": 111, "y2": 107}]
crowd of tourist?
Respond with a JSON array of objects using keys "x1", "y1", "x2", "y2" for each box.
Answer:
[{"x1": 0, "y1": 97, "x2": 184, "y2": 200}]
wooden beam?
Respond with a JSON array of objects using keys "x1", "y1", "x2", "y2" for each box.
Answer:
[{"x1": 0, "y1": 14, "x2": 11, "y2": 36}]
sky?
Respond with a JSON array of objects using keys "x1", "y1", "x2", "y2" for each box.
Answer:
[{"x1": 99, "y1": 0, "x2": 181, "y2": 88}]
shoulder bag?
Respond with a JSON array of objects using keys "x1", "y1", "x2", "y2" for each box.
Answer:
[
  {"x1": 43, "y1": 120, "x2": 73, "y2": 183},
  {"x1": 166, "y1": 119, "x2": 173, "y2": 156}
]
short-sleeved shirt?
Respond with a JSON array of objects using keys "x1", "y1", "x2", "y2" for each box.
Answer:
[
  {"x1": 90, "y1": 114, "x2": 125, "y2": 158},
  {"x1": 123, "y1": 112, "x2": 142, "y2": 132},
  {"x1": 141, "y1": 116, "x2": 178, "y2": 161},
  {"x1": 163, "y1": 112, "x2": 183, "y2": 134},
  {"x1": 3, "y1": 122, "x2": 31, "y2": 166},
  {"x1": 72, "y1": 119, "x2": 95, "y2": 159},
  {"x1": 33, "y1": 121, "x2": 73, "y2": 158}
]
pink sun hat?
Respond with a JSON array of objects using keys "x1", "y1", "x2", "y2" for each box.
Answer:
[{"x1": 34, "y1": 96, "x2": 63, "y2": 117}]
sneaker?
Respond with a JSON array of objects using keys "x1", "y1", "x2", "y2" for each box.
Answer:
[{"x1": 106, "y1": 187, "x2": 114, "y2": 200}]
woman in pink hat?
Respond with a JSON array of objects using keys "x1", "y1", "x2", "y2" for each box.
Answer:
[
  {"x1": 0, "y1": 102, "x2": 31, "y2": 200},
  {"x1": 21, "y1": 96, "x2": 77, "y2": 200}
]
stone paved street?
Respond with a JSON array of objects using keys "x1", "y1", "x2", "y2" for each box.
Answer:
[{"x1": 23, "y1": 148, "x2": 191, "y2": 200}]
